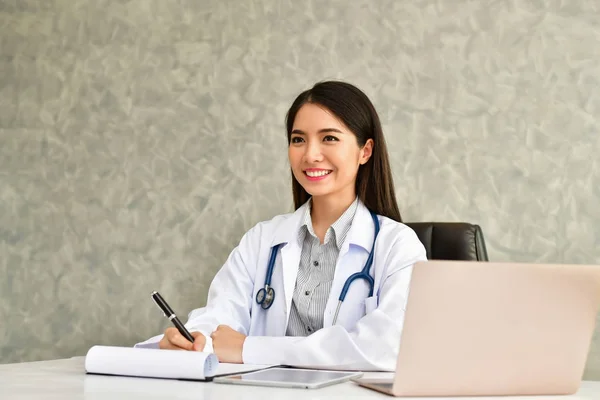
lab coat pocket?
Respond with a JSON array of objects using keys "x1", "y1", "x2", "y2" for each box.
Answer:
[
  {"x1": 365, "y1": 296, "x2": 378, "y2": 314},
  {"x1": 339, "y1": 300, "x2": 366, "y2": 329}
]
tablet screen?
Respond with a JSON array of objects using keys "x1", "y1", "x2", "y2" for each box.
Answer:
[{"x1": 216, "y1": 367, "x2": 361, "y2": 388}]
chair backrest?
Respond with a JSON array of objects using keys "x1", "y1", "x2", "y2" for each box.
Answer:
[{"x1": 404, "y1": 222, "x2": 489, "y2": 261}]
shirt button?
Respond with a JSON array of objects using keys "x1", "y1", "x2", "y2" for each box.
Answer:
[
  {"x1": 305, "y1": 290, "x2": 310, "y2": 296},
  {"x1": 313, "y1": 261, "x2": 319, "y2": 266}
]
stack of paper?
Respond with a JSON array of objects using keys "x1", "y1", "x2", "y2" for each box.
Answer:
[{"x1": 85, "y1": 346, "x2": 276, "y2": 381}]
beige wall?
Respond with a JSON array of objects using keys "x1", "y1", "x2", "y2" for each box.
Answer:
[{"x1": 1, "y1": 0, "x2": 600, "y2": 378}]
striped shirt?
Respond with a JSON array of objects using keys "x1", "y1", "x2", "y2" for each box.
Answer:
[{"x1": 286, "y1": 197, "x2": 359, "y2": 336}]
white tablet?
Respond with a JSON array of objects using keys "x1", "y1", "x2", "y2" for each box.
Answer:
[{"x1": 213, "y1": 367, "x2": 363, "y2": 389}]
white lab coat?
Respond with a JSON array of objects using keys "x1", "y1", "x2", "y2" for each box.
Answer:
[{"x1": 137, "y1": 200, "x2": 427, "y2": 371}]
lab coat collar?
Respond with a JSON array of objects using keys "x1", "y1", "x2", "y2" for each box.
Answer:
[
  {"x1": 270, "y1": 199, "x2": 375, "y2": 252},
  {"x1": 270, "y1": 201, "x2": 310, "y2": 247},
  {"x1": 343, "y1": 200, "x2": 376, "y2": 253}
]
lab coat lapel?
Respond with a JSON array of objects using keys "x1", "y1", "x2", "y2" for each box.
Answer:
[
  {"x1": 323, "y1": 201, "x2": 376, "y2": 327},
  {"x1": 270, "y1": 202, "x2": 307, "y2": 334},
  {"x1": 280, "y1": 239, "x2": 301, "y2": 331}
]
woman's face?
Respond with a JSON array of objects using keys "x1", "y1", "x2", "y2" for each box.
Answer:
[{"x1": 288, "y1": 103, "x2": 373, "y2": 202}]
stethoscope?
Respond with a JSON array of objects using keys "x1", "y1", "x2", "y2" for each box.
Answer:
[{"x1": 256, "y1": 209, "x2": 380, "y2": 325}]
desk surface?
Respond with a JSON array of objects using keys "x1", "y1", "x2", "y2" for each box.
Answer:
[{"x1": 1, "y1": 357, "x2": 600, "y2": 400}]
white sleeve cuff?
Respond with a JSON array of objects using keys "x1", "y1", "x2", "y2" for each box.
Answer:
[
  {"x1": 202, "y1": 335, "x2": 214, "y2": 353},
  {"x1": 242, "y1": 336, "x2": 299, "y2": 365},
  {"x1": 133, "y1": 334, "x2": 163, "y2": 349},
  {"x1": 133, "y1": 332, "x2": 214, "y2": 353}
]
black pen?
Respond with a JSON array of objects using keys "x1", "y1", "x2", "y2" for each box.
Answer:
[{"x1": 151, "y1": 291, "x2": 196, "y2": 343}]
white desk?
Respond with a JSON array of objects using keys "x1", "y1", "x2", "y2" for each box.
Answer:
[{"x1": 1, "y1": 357, "x2": 599, "y2": 400}]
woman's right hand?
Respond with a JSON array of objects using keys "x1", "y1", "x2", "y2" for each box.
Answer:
[{"x1": 159, "y1": 327, "x2": 206, "y2": 351}]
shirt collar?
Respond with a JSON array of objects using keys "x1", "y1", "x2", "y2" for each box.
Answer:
[
  {"x1": 299, "y1": 197, "x2": 359, "y2": 250},
  {"x1": 270, "y1": 198, "x2": 376, "y2": 253}
]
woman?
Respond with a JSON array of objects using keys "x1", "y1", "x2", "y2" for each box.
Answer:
[{"x1": 137, "y1": 81, "x2": 427, "y2": 371}]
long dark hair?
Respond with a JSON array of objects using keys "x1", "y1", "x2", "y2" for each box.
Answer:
[{"x1": 285, "y1": 81, "x2": 402, "y2": 222}]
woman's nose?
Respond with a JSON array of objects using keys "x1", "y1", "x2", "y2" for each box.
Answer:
[{"x1": 303, "y1": 141, "x2": 323, "y2": 162}]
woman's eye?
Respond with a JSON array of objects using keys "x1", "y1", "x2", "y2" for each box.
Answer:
[
  {"x1": 324, "y1": 135, "x2": 339, "y2": 142},
  {"x1": 290, "y1": 136, "x2": 304, "y2": 143}
]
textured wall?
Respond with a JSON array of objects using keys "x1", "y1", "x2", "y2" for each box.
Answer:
[{"x1": 1, "y1": 0, "x2": 600, "y2": 377}]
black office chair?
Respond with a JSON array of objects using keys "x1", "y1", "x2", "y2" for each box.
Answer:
[{"x1": 404, "y1": 222, "x2": 489, "y2": 261}]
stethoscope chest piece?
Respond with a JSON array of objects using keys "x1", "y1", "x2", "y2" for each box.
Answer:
[
  {"x1": 256, "y1": 286, "x2": 275, "y2": 309},
  {"x1": 255, "y1": 243, "x2": 282, "y2": 310}
]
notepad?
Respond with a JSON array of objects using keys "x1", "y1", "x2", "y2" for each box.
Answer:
[{"x1": 84, "y1": 345, "x2": 276, "y2": 381}]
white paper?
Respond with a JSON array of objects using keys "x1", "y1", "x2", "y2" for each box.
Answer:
[{"x1": 85, "y1": 346, "x2": 219, "y2": 380}]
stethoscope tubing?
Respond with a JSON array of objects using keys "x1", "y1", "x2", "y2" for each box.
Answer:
[{"x1": 257, "y1": 209, "x2": 380, "y2": 324}]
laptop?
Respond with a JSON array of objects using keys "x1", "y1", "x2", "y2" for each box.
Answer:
[{"x1": 353, "y1": 260, "x2": 600, "y2": 397}]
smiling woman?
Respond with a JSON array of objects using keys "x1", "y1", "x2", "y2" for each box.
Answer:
[
  {"x1": 285, "y1": 82, "x2": 402, "y2": 224},
  {"x1": 288, "y1": 103, "x2": 372, "y2": 234},
  {"x1": 135, "y1": 81, "x2": 427, "y2": 372}
]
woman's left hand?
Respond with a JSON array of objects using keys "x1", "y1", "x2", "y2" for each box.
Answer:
[{"x1": 211, "y1": 325, "x2": 247, "y2": 363}]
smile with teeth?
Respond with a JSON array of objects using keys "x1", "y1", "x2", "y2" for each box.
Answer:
[{"x1": 305, "y1": 170, "x2": 332, "y2": 177}]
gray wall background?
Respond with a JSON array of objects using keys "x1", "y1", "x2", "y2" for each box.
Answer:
[{"x1": 1, "y1": 0, "x2": 600, "y2": 378}]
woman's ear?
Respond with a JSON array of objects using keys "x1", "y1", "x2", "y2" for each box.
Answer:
[{"x1": 359, "y1": 139, "x2": 374, "y2": 165}]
